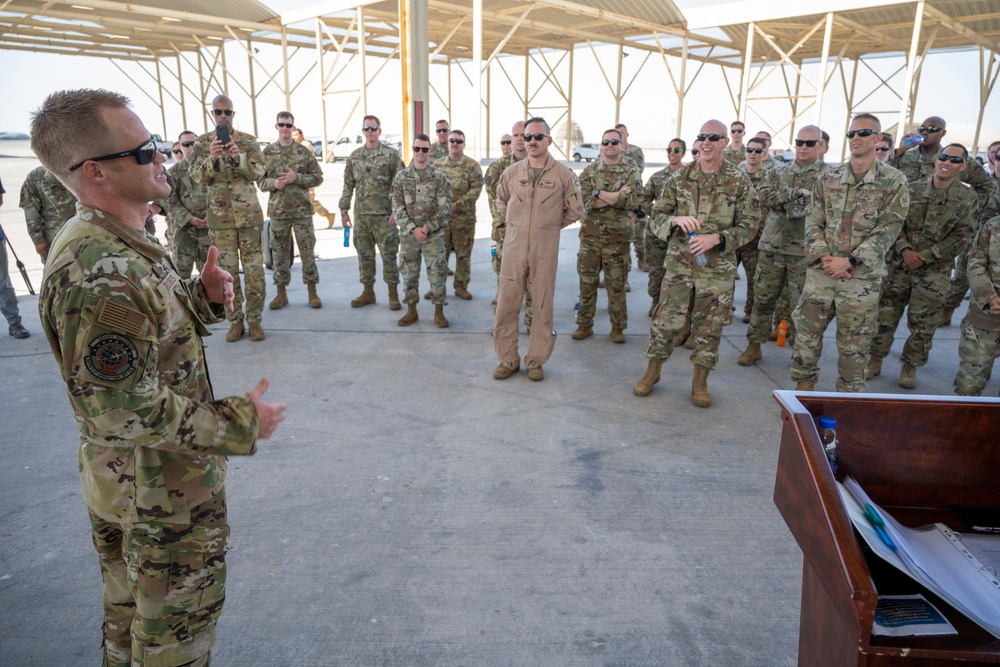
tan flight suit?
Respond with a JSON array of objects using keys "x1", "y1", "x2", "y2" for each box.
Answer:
[{"x1": 494, "y1": 155, "x2": 584, "y2": 369}]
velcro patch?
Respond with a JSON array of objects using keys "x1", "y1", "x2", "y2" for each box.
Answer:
[
  {"x1": 539, "y1": 179, "x2": 555, "y2": 188},
  {"x1": 98, "y1": 301, "x2": 146, "y2": 337},
  {"x1": 84, "y1": 333, "x2": 139, "y2": 383}
]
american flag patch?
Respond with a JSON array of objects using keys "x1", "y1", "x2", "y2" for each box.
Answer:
[{"x1": 97, "y1": 301, "x2": 146, "y2": 337}]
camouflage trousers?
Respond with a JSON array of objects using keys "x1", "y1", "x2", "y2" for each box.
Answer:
[
  {"x1": 747, "y1": 252, "x2": 805, "y2": 344},
  {"x1": 90, "y1": 492, "x2": 228, "y2": 667},
  {"x1": 492, "y1": 226, "x2": 532, "y2": 327},
  {"x1": 633, "y1": 217, "x2": 647, "y2": 266},
  {"x1": 354, "y1": 213, "x2": 399, "y2": 287},
  {"x1": 644, "y1": 270, "x2": 734, "y2": 370},
  {"x1": 774, "y1": 284, "x2": 793, "y2": 327},
  {"x1": 172, "y1": 224, "x2": 211, "y2": 280},
  {"x1": 943, "y1": 252, "x2": 970, "y2": 311},
  {"x1": 870, "y1": 265, "x2": 950, "y2": 366},
  {"x1": 645, "y1": 233, "x2": 669, "y2": 299},
  {"x1": 735, "y1": 232, "x2": 761, "y2": 316},
  {"x1": 271, "y1": 217, "x2": 319, "y2": 288},
  {"x1": 209, "y1": 227, "x2": 264, "y2": 325},
  {"x1": 445, "y1": 217, "x2": 476, "y2": 290},
  {"x1": 577, "y1": 236, "x2": 629, "y2": 330},
  {"x1": 399, "y1": 233, "x2": 446, "y2": 306},
  {"x1": 790, "y1": 269, "x2": 881, "y2": 392},
  {"x1": 954, "y1": 312, "x2": 1000, "y2": 396}
]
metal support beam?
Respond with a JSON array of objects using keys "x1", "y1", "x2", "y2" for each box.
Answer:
[
  {"x1": 898, "y1": 0, "x2": 925, "y2": 134},
  {"x1": 473, "y1": 0, "x2": 482, "y2": 160},
  {"x1": 738, "y1": 24, "x2": 753, "y2": 121},
  {"x1": 814, "y1": 12, "x2": 833, "y2": 125}
]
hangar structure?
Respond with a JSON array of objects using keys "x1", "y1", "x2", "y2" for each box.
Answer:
[{"x1": 1, "y1": 0, "x2": 999, "y2": 161}]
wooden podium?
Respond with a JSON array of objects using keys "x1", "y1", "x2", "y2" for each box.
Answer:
[{"x1": 772, "y1": 390, "x2": 1000, "y2": 666}]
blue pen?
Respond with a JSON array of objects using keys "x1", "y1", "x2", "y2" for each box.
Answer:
[{"x1": 863, "y1": 503, "x2": 897, "y2": 551}]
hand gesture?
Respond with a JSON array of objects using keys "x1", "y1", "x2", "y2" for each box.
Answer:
[
  {"x1": 248, "y1": 377, "x2": 287, "y2": 439},
  {"x1": 671, "y1": 216, "x2": 702, "y2": 233},
  {"x1": 200, "y1": 246, "x2": 235, "y2": 312}
]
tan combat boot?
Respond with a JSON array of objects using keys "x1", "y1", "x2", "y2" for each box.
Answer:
[
  {"x1": 571, "y1": 325, "x2": 593, "y2": 340},
  {"x1": 940, "y1": 308, "x2": 955, "y2": 327},
  {"x1": 795, "y1": 380, "x2": 815, "y2": 391},
  {"x1": 633, "y1": 359, "x2": 664, "y2": 397},
  {"x1": 672, "y1": 328, "x2": 689, "y2": 347},
  {"x1": 434, "y1": 304, "x2": 449, "y2": 328},
  {"x1": 225, "y1": 321, "x2": 244, "y2": 342},
  {"x1": 691, "y1": 365, "x2": 712, "y2": 407},
  {"x1": 866, "y1": 356, "x2": 883, "y2": 380},
  {"x1": 307, "y1": 283, "x2": 322, "y2": 309},
  {"x1": 610, "y1": 328, "x2": 626, "y2": 344},
  {"x1": 387, "y1": 285, "x2": 401, "y2": 311},
  {"x1": 351, "y1": 284, "x2": 376, "y2": 308},
  {"x1": 269, "y1": 286, "x2": 288, "y2": 310},
  {"x1": 527, "y1": 366, "x2": 544, "y2": 381},
  {"x1": 684, "y1": 329, "x2": 696, "y2": 349},
  {"x1": 248, "y1": 322, "x2": 265, "y2": 342},
  {"x1": 493, "y1": 362, "x2": 519, "y2": 380},
  {"x1": 397, "y1": 303, "x2": 418, "y2": 326},
  {"x1": 326, "y1": 212, "x2": 336, "y2": 229},
  {"x1": 647, "y1": 295, "x2": 660, "y2": 318},
  {"x1": 899, "y1": 362, "x2": 917, "y2": 389},
  {"x1": 768, "y1": 326, "x2": 780, "y2": 342},
  {"x1": 454, "y1": 286, "x2": 472, "y2": 300},
  {"x1": 737, "y1": 342, "x2": 762, "y2": 367}
]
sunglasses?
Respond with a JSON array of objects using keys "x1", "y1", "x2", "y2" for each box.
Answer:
[
  {"x1": 362, "y1": 125, "x2": 380, "y2": 132},
  {"x1": 937, "y1": 153, "x2": 965, "y2": 164},
  {"x1": 276, "y1": 122, "x2": 294, "y2": 129},
  {"x1": 731, "y1": 128, "x2": 745, "y2": 133},
  {"x1": 172, "y1": 149, "x2": 183, "y2": 155},
  {"x1": 449, "y1": 138, "x2": 464, "y2": 144},
  {"x1": 436, "y1": 128, "x2": 450, "y2": 133},
  {"x1": 875, "y1": 146, "x2": 891, "y2": 152},
  {"x1": 691, "y1": 150, "x2": 700, "y2": 157},
  {"x1": 69, "y1": 138, "x2": 157, "y2": 172},
  {"x1": 696, "y1": 133, "x2": 725, "y2": 142},
  {"x1": 412, "y1": 146, "x2": 430, "y2": 153},
  {"x1": 919, "y1": 126, "x2": 943, "y2": 134},
  {"x1": 180, "y1": 141, "x2": 195, "y2": 147},
  {"x1": 745, "y1": 147, "x2": 764, "y2": 154},
  {"x1": 601, "y1": 139, "x2": 622, "y2": 146},
  {"x1": 846, "y1": 129, "x2": 877, "y2": 139},
  {"x1": 795, "y1": 139, "x2": 819, "y2": 147},
  {"x1": 500, "y1": 140, "x2": 512, "y2": 146},
  {"x1": 666, "y1": 147, "x2": 684, "y2": 154},
  {"x1": 212, "y1": 109, "x2": 234, "y2": 116},
  {"x1": 525, "y1": 133, "x2": 548, "y2": 142}
]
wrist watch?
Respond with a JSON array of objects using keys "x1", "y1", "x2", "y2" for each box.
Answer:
[
  {"x1": 593, "y1": 189, "x2": 600, "y2": 197},
  {"x1": 848, "y1": 255, "x2": 859, "y2": 267}
]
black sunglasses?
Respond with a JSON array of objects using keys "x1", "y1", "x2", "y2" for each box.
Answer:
[
  {"x1": 172, "y1": 149, "x2": 183, "y2": 155},
  {"x1": 212, "y1": 109, "x2": 234, "y2": 116},
  {"x1": 276, "y1": 122, "x2": 294, "y2": 129},
  {"x1": 180, "y1": 141, "x2": 195, "y2": 147},
  {"x1": 875, "y1": 146, "x2": 891, "y2": 152},
  {"x1": 919, "y1": 126, "x2": 943, "y2": 134},
  {"x1": 691, "y1": 150, "x2": 700, "y2": 156},
  {"x1": 696, "y1": 133, "x2": 725, "y2": 142},
  {"x1": 795, "y1": 139, "x2": 819, "y2": 147},
  {"x1": 500, "y1": 140, "x2": 512, "y2": 145},
  {"x1": 602, "y1": 139, "x2": 622, "y2": 146},
  {"x1": 525, "y1": 133, "x2": 548, "y2": 142},
  {"x1": 449, "y1": 138, "x2": 464, "y2": 144},
  {"x1": 69, "y1": 138, "x2": 157, "y2": 172},
  {"x1": 436, "y1": 128, "x2": 450, "y2": 133},
  {"x1": 846, "y1": 129, "x2": 877, "y2": 139},
  {"x1": 731, "y1": 128, "x2": 745, "y2": 133},
  {"x1": 412, "y1": 146, "x2": 430, "y2": 153},
  {"x1": 666, "y1": 147, "x2": 684, "y2": 154},
  {"x1": 362, "y1": 125, "x2": 380, "y2": 132},
  {"x1": 937, "y1": 153, "x2": 965, "y2": 164},
  {"x1": 745, "y1": 147, "x2": 764, "y2": 154}
]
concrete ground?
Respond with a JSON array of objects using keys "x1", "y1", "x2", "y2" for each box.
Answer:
[{"x1": 1, "y1": 145, "x2": 991, "y2": 666}]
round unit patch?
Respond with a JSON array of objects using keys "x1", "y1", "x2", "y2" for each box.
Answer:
[{"x1": 84, "y1": 332, "x2": 139, "y2": 382}]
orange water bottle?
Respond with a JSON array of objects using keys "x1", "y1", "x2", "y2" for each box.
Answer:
[{"x1": 776, "y1": 320, "x2": 788, "y2": 347}]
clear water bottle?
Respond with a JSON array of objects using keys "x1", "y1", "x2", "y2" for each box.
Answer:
[
  {"x1": 688, "y1": 231, "x2": 708, "y2": 267},
  {"x1": 902, "y1": 134, "x2": 925, "y2": 148},
  {"x1": 574, "y1": 295, "x2": 580, "y2": 316},
  {"x1": 818, "y1": 416, "x2": 839, "y2": 476},
  {"x1": 343, "y1": 226, "x2": 351, "y2": 247}
]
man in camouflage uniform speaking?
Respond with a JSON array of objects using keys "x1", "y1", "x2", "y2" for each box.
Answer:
[
  {"x1": 433, "y1": 128, "x2": 483, "y2": 300},
  {"x1": 790, "y1": 113, "x2": 910, "y2": 392},
  {"x1": 32, "y1": 88, "x2": 286, "y2": 667},
  {"x1": 191, "y1": 94, "x2": 268, "y2": 342},
  {"x1": 339, "y1": 114, "x2": 406, "y2": 310},
  {"x1": 392, "y1": 133, "x2": 452, "y2": 328},
  {"x1": 633, "y1": 119, "x2": 760, "y2": 407},
  {"x1": 259, "y1": 110, "x2": 325, "y2": 310},
  {"x1": 166, "y1": 130, "x2": 210, "y2": 278},
  {"x1": 19, "y1": 164, "x2": 77, "y2": 261}
]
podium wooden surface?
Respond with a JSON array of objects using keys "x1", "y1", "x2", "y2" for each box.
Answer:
[{"x1": 771, "y1": 390, "x2": 1000, "y2": 667}]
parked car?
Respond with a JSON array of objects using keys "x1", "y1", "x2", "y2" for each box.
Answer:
[
  {"x1": 151, "y1": 134, "x2": 173, "y2": 155},
  {"x1": 572, "y1": 143, "x2": 600, "y2": 162}
]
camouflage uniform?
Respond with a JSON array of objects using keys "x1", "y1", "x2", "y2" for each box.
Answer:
[
  {"x1": 870, "y1": 175, "x2": 977, "y2": 366},
  {"x1": 746, "y1": 159, "x2": 825, "y2": 343},
  {"x1": 722, "y1": 144, "x2": 744, "y2": 167},
  {"x1": 259, "y1": 141, "x2": 325, "y2": 288},
  {"x1": 790, "y1": 161, "x2": 909, "y2": 391},
  {"x1": 622, "y1": 145, "x2": 646, "y2": 272},
  {"x1": 577, "y1": 159, "x2": 643, "y2": 331},
  {"x1": 954, "y1": 215, "x2": 1000, "y2": 395},
  {"x1": 431, "y1": 142, "x2": 449, "y2": 161},
  {"x1": 644, "y1": 161, "x2": 761, "y2": 368},
  {"x1": 944, "y1": 181, "x2": 1000, "y2": 314},
  {"x1": 338, "y1": 143, "x2": 405, "y2": 288},
  {"x1": 642, "y1": 165, "x2": 682, "y2": 300},
  {"x1": 38, "y1": 205, "x2": 259, "y2": 667},
  {"x1": 190, "y1": 128, "x2": 266, "y2": 326},
  {"x1": 433, "y1": 154, "x2": 483, "y2": 291},
  {"x1": 391, "y1": 164, "x2": 452, "y2": 306},
  {"x1": 484, "y1": 152, "x2": 533, "y2": 324},
  {"x1": 736, "y1": 164, "x2": 767, "y2": 318},
  {"x1": 19, "y1": 165, "x2": 77, "y2": 249},
  {"x1": 165, "y1": 158, "x2": 211, "y2": 278}
]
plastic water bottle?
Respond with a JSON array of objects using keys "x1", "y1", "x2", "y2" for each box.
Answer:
[
  {"x1": 776, "y1": 320, "x2": 789, "y2": 347},
  {"x1": 688, "y1": 231, "x2": 708, "y2": 267},
  {"x1": 574, "y1": 295, "x2": 580, "y2": 316},
  {"x1": 343, "y1": 227, "x2": 351, "y2": 247},
  {"x1": 818, "y1": 416, "x2": 839, "y2": 476},
  {"x1": 902, "y1": 134, "x2": 925, "y2": 148},
  {"x1": 491, "y1": 244, "x2": 497, "y2": 258}
]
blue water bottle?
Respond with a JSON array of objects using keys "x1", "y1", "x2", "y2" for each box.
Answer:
[
  {"x1": 688, "y1": 231, "x2": 708, "y2": 267},
  {"x1": 575, "y1": 295, "x2": 580, "y2": 316},
  {"x1": 344, "y1": 226, "x2": 351, "y2": 247}
]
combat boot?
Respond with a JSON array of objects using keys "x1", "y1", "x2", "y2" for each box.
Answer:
[
  {"x1": 795, "y1": 380, "x2": 815, "y2": 392},
  {"x1": 610, "y1": 328, "x2": 626, "y2": 344},
  {"x1": 866, "y1": 356, "x2": 883, "y2": 380},
  {"x1": 434, "y1": 304, "x2": 449, "y2": 328},
  {"x1": 388, "y1": 285, "x2": 401, "y2": 311},
  {"x1": 397, "y1": 303, "x2": 418, "y2": 326},
  {"x1": 351, "y1": 284, "x2": 376, "y2": 307},
  {"x1": 493, "y1": 362, "x2": 519, "y2": 380},
  {"x1": 326, "y1": 212, "x2": 336, "y2": 229},
  {"x1": 768, "y1": 326, "x2": 780, "y2": 341},
  {"x1": 940, "y1": 308, "x2": 955, "y2": 327},
  {"x1": 307, "y1": 283, "x2": 322, "y2": 309},
  {"x1": 899, "y1": 362, "x2": 917, "y2": 389},
  {"x1": 737, "y1": 342, "x2": 762, "y2": 366},
  {"x1": 226, "y1": 321, "x2": 244, "y2": 342},
  {"x1": 625, "y1": 280, "x2": 631, "y2": 293},
  {"x1": 691, "y1": 365, "x2": 712, "y2": 408},
  {"x1": 269, "y1": 286, "x2": 288, "y2": 310},
  {"x1": 672, "y1": 328, "x2": 689, "y2": 347},
  {"x1": 684, "y1": 330, "x2": 696, "y2": 349},
  {"x1": 249, "y1": 323, "x2": 265, "y2": 342},
  {"x1": 742, "y1": 312, "x2": 751, "y2": 324},
  {"x1": 647, "y1": 295, "x2": 659, "y2": 318},
  {"x1": 454, "y1": 286, "x2": 472, "y2": 300},
  {"x1": 633, "y1": 359, "x2": 663, "y2": 397},
  {"x1": 571, "y1": 325, "x2": 593, "y2": 340}
]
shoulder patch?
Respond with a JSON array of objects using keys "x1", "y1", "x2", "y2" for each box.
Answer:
[
  {"x1": 98, "y1": 301, "x2": 146, "y2": 337},
  {"x1": 84, "y1": 332, "x2": 139, "y2": 382}
]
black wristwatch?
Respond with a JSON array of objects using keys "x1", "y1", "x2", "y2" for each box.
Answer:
[
  {"x1": 593, "y1": 189, "x2": 601, "y2": 197},
  {"x1": 848, "y1": 255, "x2": 859, "y2": 267}
]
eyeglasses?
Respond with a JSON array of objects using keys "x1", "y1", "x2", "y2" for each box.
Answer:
[
  {"x1": 666, "y1": 147, "x2": 684, "y2": 154},
  {"x1": 276, "y1": 122, "x2": 294, "y2": 129},
  {"x1": 500, "y1": 140, "x2": 512, "y2": 146},
  {"x1": 69, "y1": 138, "x2": 158, "y2": 172},
  {"x1": 696, "y1": 133, "x2": 725, "y2": 142},
  {"x1": 875, "y1": 146, "x2": 891, "y2": 152},
  {"x1": 172, "y1": 149, "x2": 182, "y2": 155},
  {"x1": 691, "y1": 150, "x2": 700, "y2": 157},
  {"x1": 212, "y1": 109, "x2": 234, "y2": 116},
  {"x1": 846, "y1": 129, "x2": 877, "y2": 139},
  {"x1": 362, "y1": 125, "x2": 380, "y2": 132},
  {"x1": 449, "y1": 138, "x2": 464, "y2": 144},
  {"x1": 937, "y1": 153, "x2": 965, "y2": 164},
  {"x1": 525, "y1": 133, "x2": 549, "y2": 142},
  {"x1": 436, "y1": 128, "x2": 450, "y2": 133},
  {"x1": 919, "y1": 126, "x2": 943, "y2": 134},
  {"x1": 795, "y1": 139, "x2": 819, "y2": 147},
  {"x1": 731, "y1": 128, "x2": 745, "y2": 134},
  {"x1": 412, "y1": 146, "x2": 430, "y2": 153},
  {"x1": 601, "y1": 139, "x2": 622, "y2": 146},
  {"x1": 745, "y1": 147, "x2": 764, "y2": 154},
  {"x1": 180, "y1": 141, "x2": 195, "y2": 147}
]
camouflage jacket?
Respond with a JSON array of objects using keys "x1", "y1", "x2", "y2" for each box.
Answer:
[
  {"x1": 892, "y1": 175, "x2": 977, "y2": 270},
  {"x1": 485, "y1": 153, "x2": 522, "y2": 232},
  {"x1": 722, "y1": 144, "x2": 744, "y2": 167},
  {"x1": 804, "y1": 160, "x2": 909, "y2": 280},
  {"x1": 891, "y1": 146, "x2": 993, "y2": 212},
  {"x1": 338, "y1": 142, "x2": 405, "y2": 216},
  {"x1": 738, "y1": 163, "x2": 768, "y2": 190},
  {"x1": 432, "y1": 154, "x2": 483, "y2": 220},
  {"x1": 578, "y1": 159, "x2": 643, "y2": 242},
  {"x1": 966, "y1": 215, "x2": 1000, "y2": 328},
  {"x1": 19, "y1": 166, "x2": 77, "y2": 246},
  {"x1": 980, "y1": 180, "x2": 1000, "y2": 223},
  {"x1": 166, "y1": 158, "x2": 208, "y2": 230},
  {"x1": 757, "y1": 159, "x2": 826, "y2": 256},
  {"x1": 431, "y1": 142, "x2": 449, "y2": 161},
  {"x1": 190, "y1": 128, "x2": 265, "y2": 230},
  {"x1": 391, "y1": 164, "x2": 452, "y2": 237},
  {"x1": 642, "y1": 165, "x2": 681, "y2": 217},
  {"x1": 649, "y1": 160, "x2": 761, "y2": 279},
  {"x1": 623, "y1": 144, "x2": 645, "y2": 174},
  {"x1": 38, "y1": 204, "x2": 258, "y2": 524},
  {"x1": 258, "y1": 141, "x2": 324, "y2": 220}
]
